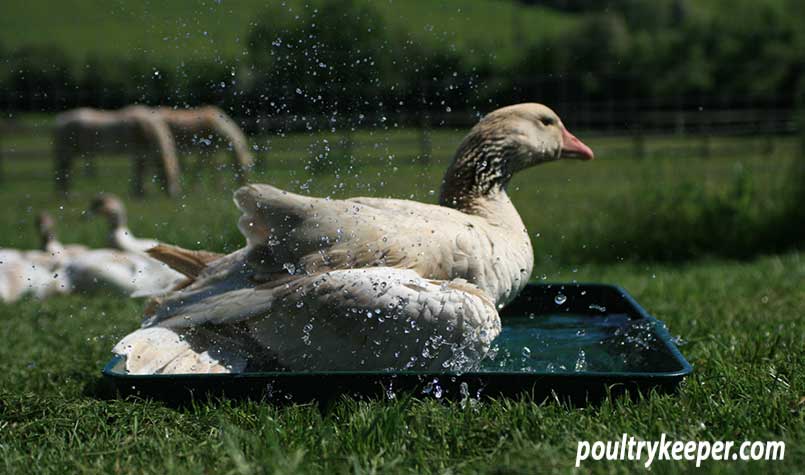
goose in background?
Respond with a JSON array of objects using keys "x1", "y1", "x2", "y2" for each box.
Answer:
[
  {"x1": 36, "y1": 211, "x2": 89, "y2": 262},
  {"x1": 113, "y1": 103, "x2": 595, "y2": 374},
  {"x1": 0, "y1": 213, "x2": 75, "y2": 302},
  {"x1": 0, "y1": 210, "x2": 186, "y2": 301},
  {"x1": 28, "y1": 210, "x2": 171, "y2": 298},
  {"x1": 0, "y1": 250, "x2": 67, "y2": 303},
  {"x1": 61, "y1": 248, "x2": 184, "y2": 298},
  {"x1": 88, "y1": 194, "x2": 160, "y2": 254}
]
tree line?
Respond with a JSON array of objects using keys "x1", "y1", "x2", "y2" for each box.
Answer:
[{"x1": 1, "y1": 0, "x2": 803, "y2": 124}]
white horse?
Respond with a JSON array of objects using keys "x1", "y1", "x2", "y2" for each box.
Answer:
[
  {"x1": 155, "y1": 106, "x2": 254, "y2": 184},
  {"x1": 53, "y1": 106, "x2": 254, "y2": 197},
  {"x1": 53, "y1": 106, "x2": 180, "y2": 197}
]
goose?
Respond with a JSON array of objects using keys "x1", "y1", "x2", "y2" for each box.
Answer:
[
  {"x1": 0, "y1": 213, "x2": 77, "y2": 302},
  {"x1": 36, "y1": 212, "x2": 89, "y2": 262},
  {"x1": 32, "y1": 210, "x2": 169, "y2": 298},
  {"x1": 0, "y1": 250, "x2": 68, "y2": 302},
  {"x1": 113, "y1": 103, "x2": 594, "y2": 374},
  {"x1": 88, "y1": 194, "x2": 160, "y2": 254},
  {"x1": 60, "y1": 248, "x2": 185, "y2": 297}
]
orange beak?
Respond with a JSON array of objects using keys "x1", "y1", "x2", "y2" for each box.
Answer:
[{"x1": 560, "y1": 128, "x2": 594, "y2": 160}]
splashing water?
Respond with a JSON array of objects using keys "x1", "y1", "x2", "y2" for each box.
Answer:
[
  {"x1": 480, "y1": 314, "x2": 679, "y2": 374},
  {"x1": 422, "y1": 378, "x2": 443, "y2": 399},
  {"x1": 574, "y1": 349, "x2": 587, "y2": 371}
]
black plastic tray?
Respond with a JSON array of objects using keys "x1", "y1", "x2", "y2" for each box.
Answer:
[{"x1": 101, "y1": 283, "x2": 692, "y2": 404}]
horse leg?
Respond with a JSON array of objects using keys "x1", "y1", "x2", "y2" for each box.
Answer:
[{"x1": 158, "y1": 149, "x2": 181, "y2": 197}]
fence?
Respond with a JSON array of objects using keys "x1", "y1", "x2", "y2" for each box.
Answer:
[{"x1": 0, "y1": 103, "x2": 800, "y2": 185}]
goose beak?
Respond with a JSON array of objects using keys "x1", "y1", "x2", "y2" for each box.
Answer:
[{"x1": 560, "y1": 128, "x2": 594, "y2": 160}]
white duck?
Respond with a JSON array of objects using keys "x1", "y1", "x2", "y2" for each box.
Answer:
[
  {"x1": 88, "y1": 194, "x2": 160, "y2": 254},
  {"x1": 113, "y1": 103, "x2": 594, "y2": 374}
]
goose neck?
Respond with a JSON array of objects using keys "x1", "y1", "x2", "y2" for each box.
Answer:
[
  {"x1": 439, "y1": 133, "x2": 518, "y2": 213},
  {"x1": 108, "y1": 210, "x2": 127, "y2": 228}
]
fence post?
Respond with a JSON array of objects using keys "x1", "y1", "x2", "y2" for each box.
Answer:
[
  {"x1": 84, "y1": 155, "x2": 97, "y2": 178},
  {"x1": 699, "y1": 115, "x2": 711, "y2": 159},
  {"x1": 633, "y1": 124, "x2": 646, "y2": 160},
  {"x1": 801, "y1": 113, "x2": 805, "y2": 158},
  {"x1": 763, "y1": 116, "x2": 775, "y2": 156},
  {"x1": 418, "y1": 116, "x2": 432, "y2": 165},
  {"x1": 340, "y1": 127, "x2": 353, "y2": 162}
]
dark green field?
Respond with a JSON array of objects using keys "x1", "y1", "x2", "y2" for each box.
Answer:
[
  {"x1": 0, "y1": 128, "x2": 803, "y2": 473},
  {"x1": 0, "y1": 0, "x2": 575, "y2": 68}
]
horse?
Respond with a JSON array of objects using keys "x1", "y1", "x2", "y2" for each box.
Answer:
[
  {"x1": 155, "y1": 106, "x2": 254, "y2": 185},
  {"x1": 53, "y1": 106, "x2": 180, "y2": 197},
  {"x1": 53, "y1": 105, "x2": 254, "y2": 197}
]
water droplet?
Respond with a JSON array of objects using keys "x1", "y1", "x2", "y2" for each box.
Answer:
[
  {"x1": 521, "y1": 346, "x2": 531, "y2": 358},
  {"x1": 459, "y1": 381, "x2": 471, "y2": 408},
  {"x1": 574, "y1": 349, "x2": 587, "y2": 372},
  {"x1": 554, "y1": 293, "x2": 567, "y2": 305}
]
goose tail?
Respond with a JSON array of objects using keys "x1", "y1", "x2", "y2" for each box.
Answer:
[
  {"x1": 113, "y1": 327, "x2": 247, "y2": 374},
  {"x1": 146, "y1": 244, "x2": 223, "y2": 279}
]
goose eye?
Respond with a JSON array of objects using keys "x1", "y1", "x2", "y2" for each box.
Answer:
[{"x1": 539, "y1": 117, "x2": 555, "y2": 126}]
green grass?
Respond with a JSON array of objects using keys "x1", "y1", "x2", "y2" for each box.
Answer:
[
  {"x1": 0, "y1": 128, "x2": 803, "y2": 473},
  {"x1": 0, "y1": 0, "x2": 576, "y2": 68},
  {"x1": 0, "y1": 125, "x2": 798, "y2": 264},
  {"x1": 1, "y1": 253, "x2": 803, "y2": 474}
]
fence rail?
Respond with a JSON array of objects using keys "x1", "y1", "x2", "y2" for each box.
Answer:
[{"x1": 0, "y1": 105, "x2": 800, "y2": 184}]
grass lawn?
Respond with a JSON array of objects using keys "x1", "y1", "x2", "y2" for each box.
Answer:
[
  {"x1": 0, "y1": 127, "x2": 803, "y2": 473},
  {"x1": 0, "y1": 0, "x2": 575, "y2": 68},
  {"x1": 0, "y1": 253, "x2": 803, "y2": 474},
  {"x1": 0, "y1": 125, "x2": 798, "y2": 264}
]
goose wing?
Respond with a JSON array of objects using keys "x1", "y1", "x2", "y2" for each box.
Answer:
[
  {"x1": 234, "y1": 184, "x2": 494, "y2": 282},
  {"x1": 122, "y1": 267, "x2": 500, "y2": 373}
]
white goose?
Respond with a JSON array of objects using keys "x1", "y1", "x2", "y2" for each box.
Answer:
[
  {"x1": 61, "y1": 249, "x2": 185, "y2": 297},
  {"x1": 114, "y1": 103, "x2": 594, "y2": 374},
  {"x1": 37, "y1": 209, "x2": 184, "y2": 297},
  {"x1": 88, "y1": 194, "x2": 160, "y2": 254},
  {"x1": 36, "y1": 212, "x2": 89, "y2": 262},
  {"x1": 0, "y1": 213, "x2": 76, "y2": 302},
  {"x1": 0, "y1": 250, "x2": 67, "y2": 303}
]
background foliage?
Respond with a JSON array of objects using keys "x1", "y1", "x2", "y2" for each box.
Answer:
[{"x1": 1, "y1": 0, "x2": 803, "y2": 114}]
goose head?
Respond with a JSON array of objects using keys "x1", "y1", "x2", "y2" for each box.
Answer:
[
  {"x1": 440, "y1": 103, "x2": 593, "y2": 210},
  {"x1": 88, "y1": 193, "x2": 127, "y2": 228}
]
